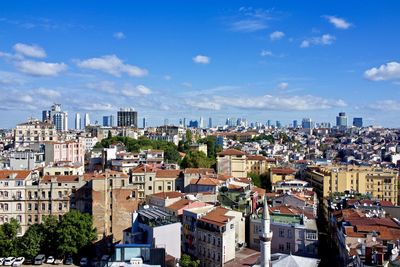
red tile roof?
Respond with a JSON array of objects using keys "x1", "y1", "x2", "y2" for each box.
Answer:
[
  {"x1": 150, "y1": 191, "x2": 183, "y2": 199},
  {"x1": 218, "y1": 149, "x2": 246, "y2": 156},
  {"x1": 270, "y1": 167, "x2": 296, "y2": 175},
  {"x1": 0, "y1": 170, "x2": 31, "y2": 180},
  {"x1": 42, "y1": 175, "x2": 80, "y2": 182},
  {"x1": 198, "y1": 207, "x2": 233, "y2": 227},
  {"x1": 155, "y1": 170, "x2": 181, "y2": 178}
]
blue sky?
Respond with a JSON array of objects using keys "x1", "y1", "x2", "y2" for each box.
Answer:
[{"x1": 1, "y1": 1, "x2": 400, "y2": 128}]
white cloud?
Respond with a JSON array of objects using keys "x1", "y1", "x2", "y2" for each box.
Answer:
[
  {"x1": 230, "y1": 7, "x2": 273, "y2": 32},
  {"x1": 86, "y1": 81, "x2": 117, "y2": 93},
  {"x1": 260, "y1": 50, "x2": 273, "y2": 57},
  {"x1": 121, "y1": 84, "x2": 152, "y2": 97},
  {"x1": 35, "y1": 88, "x2": 61, "y2": 98},
  {"x1": 193, "y1": 55, "x2": 210, "y2": 64},
  {"x1": 16, "y1": 60, "x2": 67, "y2": 76},
  {"x1": 82, "y1": 103, "x2": 116, "y2": 111},
  {"x1": 300, "y1": 34, "x2": 335, "y2": 48},
  {"x1": 77, "y1": 55, "x2": 148, "y2": 77},
  {"x1": 186, "y1": 94, "x2": 346, "y2": 111},
  {"x1": 364, "y1": 61, "x2": 400, "y2": 81},
  {"x1": 277, "y1": 82, "x2": 289, "y2": 90},
  {"x1": 13, "y1": 43, "x2": 46, "y2": 58},
  {"x1": 113, "y1": 32, "x2": 126, "y2": 40},
  {"x1": 368, "y1": 100, "x2": 400, "y2": 111},
  {"x1": 323, "y1": 15, "x2": 352, "y2": 29},
  {"x1": 182, "y1": 82, "x2": 192, "y2": 88},
  {"x1": 270, "y1": 31, "x2": 285, "y2": 41},
  {"x1": 163, "y1": 75, "x2": 172, "y2": 80}
]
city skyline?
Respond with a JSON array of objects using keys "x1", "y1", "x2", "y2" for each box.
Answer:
[{"x1": 1, "y1": 1, "x2": 400, "y2": 128}]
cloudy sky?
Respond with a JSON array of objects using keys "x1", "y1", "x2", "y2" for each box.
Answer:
[{"x1": 0, "y1": 1, "x2": 400, "y2": 128}]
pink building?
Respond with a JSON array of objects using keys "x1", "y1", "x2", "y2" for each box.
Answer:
[{"x1": 45, "y1": 141, "x2": 85, "y2": 165}]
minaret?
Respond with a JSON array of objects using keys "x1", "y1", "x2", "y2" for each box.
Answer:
[{"x1": 260, "y1": 195, "x2": 273, "y2": 267}]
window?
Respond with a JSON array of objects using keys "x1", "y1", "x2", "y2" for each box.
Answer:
[
  {"x1": 28, "y1": 203, "x2": 32, "y2": 211},
  {"x1": 279, "y1": 244, "x2": 284, "y2": 251},
  {"x1": 42, "y1": 191, "x2": 46, "y2": 199},
  {"x1": 4, "y1": 182, "x2": 8, "y2": 187},
  {"x1": 58, "y1": 191, "x2": 62, "y2": 198},
  {"x1": 158, "y1": 186, "x2": 162, "y2": 191},
  {"x1": 42, "y1": 203, "x2": 46, "y2": 210},
  {"x1": 34, "y1": 203, "x2": 38, "y2": 210},
  {"x1": 279, "y1": 228, "x2": 285, "y2": 237},
  {"x1": 16, "y1": 191, "x2": 22, "y2": 198},
  {"x1": 4, "y1": 203, "x2": 8, "y2": 211},
  {"x1": 148, "y1": 186, "x2": 152, "y2": 191},
  {"x1": 16, "y1": 203, "x2": 22, "y2": 211},
  {"x1": 4, "y1": 191, "x2": 8, "y2": 198},
  {"x1": 149, "y1": 177, "x2": 152, "y2": 181},
  {"x1": 121, "y1": 180, "x2": 125, "y2": 187},
  {"x1": 306, "y1": 231, "x2": 317, "y2": 240},
  {"x1": 287, "y1": 229, "x2": 292, "y2": 238},
  {"x1": 286, "y1": 242, "x2": 291, "y2": 251},
  {"x1": 16, "y1": 215, "x2": 22, "y2": 223},
  {"x1": 58, "y1": 203, "x2": 62, "y2": 211}
]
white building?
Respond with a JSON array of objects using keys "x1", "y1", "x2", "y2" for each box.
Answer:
[
  {"x1": 75, "y1": 113, "x2": 81, "y2": 130},
  {"x1": 84, "y1": 113, "x2": 90, "y2": 127}
]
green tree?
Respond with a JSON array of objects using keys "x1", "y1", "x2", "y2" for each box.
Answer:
[
  {"x1": 249, "y1": 172, "x2": 262, "y2": 188},
  {"x1": 16, "y1": 224, "x2": 44, "y2": 258},
  {"x1": 42, "y1": 215, "x2": 59, "y2": 255},
  {"x1": 55, "y1": 210, "x2": 96, "y2": 256},
  {"x1": 185, "y1": 129, "x2": 193, "y2": 143},
  {"x1": 0, "y1": 218, "x2": 19, "y2": 256},
  {"x1": 107, "y1": 130, "x2": 112, "y2": 139},
  {"x1": 180, "y1": 151, "x2": 214, "y2": 168},
  {"x1": 179, "y1": 254, "x2": 200, "y2": 267}
]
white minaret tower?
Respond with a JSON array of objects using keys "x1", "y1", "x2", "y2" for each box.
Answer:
[{"x1": 260, "y1": 195, "x2": 273, "y2": 267}]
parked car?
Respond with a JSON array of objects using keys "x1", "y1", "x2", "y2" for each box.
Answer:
[
  {"x1": 54, "y1": 258, "x2": 63, "y2": 265},
  {"x1": 0, "y1": 258, "x2": 5, "y2": 265},
  {"x1": 80, "y1": 257, "x2": 88, "y2": 267},
  {"x1": 34, "y1": 255, "x2": 46, "y2": 265},
  {"x1": 12, "y1": 257, "x2": 25, "y2": 267},
  {"x1": 4, "y1": 257, "x2": 16, "y2": 266},
  {"x1": 64, "y1": 256, "x2": 73, "y2": 265},
  {"x1": 23, "y1": 258, "x2": 33, "y2": 265},
  {"x1": 46, "y1": 256, "x2": 55, "y2": 264}
]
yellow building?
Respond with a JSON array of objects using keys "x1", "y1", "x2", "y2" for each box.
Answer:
[
  {"x1": 268, "y1": 167, "x2": 297, "y2": 184},
  {"x1": 305, "y1": 166, "x2": 399, "y2": 205},
  {"x1": 217, "y1": 149, "x2": 247, "y2": 178}
]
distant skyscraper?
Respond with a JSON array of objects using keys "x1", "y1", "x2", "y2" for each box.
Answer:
[
  {"x1": 50, "y1": 104, "x2": 68, "y2": 131},
  {"x1": 199, "y1": 117, "x2": 204, "y2": 128},
  {"x1": 276, "y1": 120, "x2": 281, "y2": 128},
  {"x1": 103, "y1": 115, "x2": 113, "y2": 127},
  {"x1": 336, "y1": 112, "x2": 348, "y2": 128},
  {"x1": 143, "y1": 117, "x2": 147, "y2": 128},
  {"x1": 353, "y1": 117, "x2": 363, "y2": 128},
  {"x1": 302, "y1": 118, "x2": 313, "y2": 129},
  {"x1": 189, "y1": 120, "x2": 198, "y2": 128},
  {"x1": 84, "y1": 113, "x2": 90, "y2": 127},
  {"x1": 183, "y1": 118, "x2": 187, "y2": 128},
  {"x1": 75, "y1": 113, "x2": 81, "y2": 130},
  {"x1": 42, "y1": 110, "x2": 51, "y2": 122},
  {"x1": 293, "y1": 120, "x2": 298, "y2": 128},
  {"x1": 208, "y1": 117, "x2": 212, "y2": 128},
  {"x1": 267, "y1": 120, "x2": 272, "y2": 128},
  {"x1": 117, "y1": 108, "x2": 137, "y2": 127}
]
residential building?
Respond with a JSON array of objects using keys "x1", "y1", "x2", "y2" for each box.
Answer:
[
  {"x1": 123, "y1": 207, "x2": 181, "y2": 259},
  {"x1": 250, "y1": 205, "x2": 319, "y2": 258},
  {"x1": 305, "y1": 166, "x2": 399, "y2": 205},
  {"x1": 44, "y1": 140, "x2": 85, "y2": 165},
  {"x1": 14, "y1": 119, "x2": 58, "y2": 148},
  {"x1": 0, "y1": 170, "x2": 36, "y2": 235},
  {"x1": 217, "y1": 149, "x2": 247, "y2": 178}
]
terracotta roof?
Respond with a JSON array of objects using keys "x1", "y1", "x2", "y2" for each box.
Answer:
[
  {"x1": 251, "y1": 186, "x2": 266, "y2": 197},
  {"x1": 190, "y1": 177, "x2": 222, "y2": 186},
  {"x1": 184, "y1": 168, "x2": 215, "y2": 175},
  {"x1": 166, "y1": 198, "x2": 191, "y2": 211},
  {"x1": 198, "y1": 207, "x2": 233, "y2": 227},
  {"x1": 131, "y1": 164, "x2": 158, "y2": 173},
  {"x1": 42, "y1": 175, "x2": 80, "y2": 183},
  {"x1": 0, "y1": 170, "x2": 31, "y2": 180},
  {"x1": 271, "y1": 167, "x2": 296, "y2": 175},
  {"x1": 247, "y1": 155, "x2": 267, "y2": 161},
  {"x1": 269, "y1": 205, "x2": 302, "y2": 216},
  {"x1": 155, "y1": 169, "x2": 181, "y2": 178},
  {"x1": 217, "y1": 149, "x2": 246, "y2": 156},
  {"x1": 150, "y1": 191, "x2": 183, "y2": 199},
  {"x1": 84, "y1": 170, "x2": 128, "y2": 180}
]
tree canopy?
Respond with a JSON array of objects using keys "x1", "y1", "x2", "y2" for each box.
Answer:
[{"x1": 180, "y1": 151, "x2": 215, "y2": 169}]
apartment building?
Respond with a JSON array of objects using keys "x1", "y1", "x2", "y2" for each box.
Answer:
[
  {"x1": 182, "y1": 206, "x2": 245, "y2": 267},
  {"x1": 111, "y1": 150, "x2": 164, "y2": 174},
  {"x1": 305, "y1": 166, "x2": 399, "y2": 205},
  {"x1": 217, "y1": 149, "x2": 247, "y2": 178},
  {"x1": 249, "y1": 205, "x2": 319, "y2": 258},
  {"x1": 86, "y1": 170, "x2": 140, "y2": 243},
  {"x1": 269, "y1": 167, "x2": 297, "y2": 184},
  {"x1": 0, "y1": 170, "x2": 37, "y2": 235},
  {"x1": 14, "y1": 119, "x2": 58, "y2": 148},
  {"x1": 44, "y1": 140, "x2": 85, "y2": 165},
  {"x1": 130, "y1": 165, "x2": 181, "y2": 200}
]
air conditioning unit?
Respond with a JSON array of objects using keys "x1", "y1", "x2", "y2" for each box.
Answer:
[{"x1": 130, "y1": 258, "x2": 143, "y2": 266}]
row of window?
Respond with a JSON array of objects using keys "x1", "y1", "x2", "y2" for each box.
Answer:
[{"x1": 197, "y1": 246, "x2": 221, "y2": 262}]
